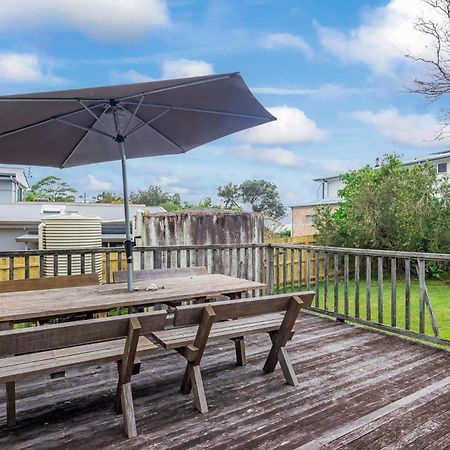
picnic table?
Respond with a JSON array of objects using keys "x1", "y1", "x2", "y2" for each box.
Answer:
[{"x1": 0, "y1": 274, "x2": 265, "y2": 329}]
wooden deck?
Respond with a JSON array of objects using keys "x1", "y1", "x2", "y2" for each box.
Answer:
[{"x1": 0, "y1": 313, "x2": 449, "y2": 449}]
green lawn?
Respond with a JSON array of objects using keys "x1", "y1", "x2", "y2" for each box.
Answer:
[{"x1": 278, "y1": 278, "x2": 450, "y2": 340}]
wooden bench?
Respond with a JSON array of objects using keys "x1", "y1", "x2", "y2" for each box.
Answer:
[
  {"x1": 0, "y1": 311, "x2": 166, "y2": 438},
  {"x1": 112, "y1": 266, "x2": 208, "y2": 283},
  {"x1": 0, "y1": 273, "x2": 99, "y2": 293},
  {"x1": 152, "y1": 291, "x2": 314, "y2": 414}
]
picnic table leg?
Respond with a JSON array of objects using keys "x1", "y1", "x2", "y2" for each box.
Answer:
[
  {"x1": 266, "y1": 331, "x2": 298, "y2": 387},
  {"x1": 232, "y1": 337, "x2": 247, "y2": 366},
  {"x1": 114, "y1": 317, "x2": 141, "y2": 438},
  {"x1": 263, "y1": 296, "x2": 303, "y2": 386},
  {"x1": 121, "y1": 383, "x2": 137, "y2": 439},
  {"x1": 189, "y1": 365, "x2": 208, "y2": 414},
  {"x1": 179, "y1": 305, "x2": 215, "y2": 414},
  {"x1": 227, "y1": 292, "x2": 248, "y2": 365},
  {"x1": 6, "y1": 381, "x2": 16, "y2": 427}
]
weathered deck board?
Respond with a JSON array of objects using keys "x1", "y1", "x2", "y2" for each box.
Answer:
[{"x1": 0, "y1": 313, "x2": 448, "y2": 449}]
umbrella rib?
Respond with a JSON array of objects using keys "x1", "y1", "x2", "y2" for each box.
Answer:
[
  {"x1": 79, "y1": 101, "x2": 114, "y2": 134},
  {"x1": 0, "y1": 103, "x2": 107, "y2": 139},
  {"x1": 120, "y1": 101, "x2": 273, "y2": 121},
  {"x1": 122, "y1": 95, "x2": 144, "y2": 135},
  {"x1": 120, "y1": 105, "x2": 185, "y2": 153},
  {"x1": 117, "y1": 73, "x2": 235, "y2": 102},
  {"x1": 56, "y1": 117, "x2": 115, "y2": 139},
  {"x1": 60, "y1": 126, "x2": 92, "y2": 168},
  {"x1": 122, "y1": 106, "x2": 171, "y2": 138}
]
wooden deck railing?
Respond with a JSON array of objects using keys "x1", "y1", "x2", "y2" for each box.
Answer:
[{"x1": 0, "y1": 244, "x2": 448, "y2": 347}]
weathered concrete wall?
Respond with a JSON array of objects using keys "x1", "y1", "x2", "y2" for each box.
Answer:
[{"x1": 136, "y1": 209, "x2": 264, "y2": 247}]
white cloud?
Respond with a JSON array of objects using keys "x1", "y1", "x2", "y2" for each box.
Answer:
[
  {"x1": 0, "y1": 53, "x2": 42, "y2": 83},
  {"x1": 0, "y1": 0, "x2": 169, "y2": 41},
  {"x1": 87, "y1": 174, "x2": 112, "y2": 190},
  {"x1": 110, "y1": 69, "x2": 156, "y2": 84},
  {"x1": 351, "y1": 108, "x2": 450, "y2": 147},
  {"x1": 237, "y1": 144, "x2": 303, "y2": 168},
  {"x1": 151, "y1": 175, "x2": 190, "y2": 194},
  {"x1": 239, "y1": 105, "x2": 326, "y2": 145},
  {"x1": 252, "y1": 83, "x2": 373, "y2": 98},
  {"x1": 259, "y1": 32, "x2": 313, "y2": 58},
  {"x1": 161, "y1": 59, "x2": 215, "y2": 79},
  {"x1": 316, "y1": 0, "x2": 438, "y2": 75},
  {"x1": 0, "y1": 52, "x2": 61, "y2": 83}
]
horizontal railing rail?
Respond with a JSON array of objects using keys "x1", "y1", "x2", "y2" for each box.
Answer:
[{"x1": 0, "y1": 243, "x2": 448, "y2": 347}]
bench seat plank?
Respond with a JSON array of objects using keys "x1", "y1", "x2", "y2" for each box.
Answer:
[
  {"x1": 153, "y1": 313, "x2": 286, "y2": 349},
  {"x1": 0, "y1": 336, "x2": 155, "y2": 383}
]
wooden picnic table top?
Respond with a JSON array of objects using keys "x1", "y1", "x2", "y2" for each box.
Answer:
[{"x1": 0, "y1": 274, "x2": 265, "y2": 323}]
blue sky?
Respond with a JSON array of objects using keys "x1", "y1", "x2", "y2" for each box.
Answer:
[{"x1": 0, "y1": 0, "x2": 448, "y2": 222}]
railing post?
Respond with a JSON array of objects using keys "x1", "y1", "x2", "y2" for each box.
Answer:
[
  {"x1": 418, "y1": 259, "x2": 426, "y2": 334},
  {"x1": 404, "y1": 258, "x2": 411, "y2": 330},
  {"x1": 267, "y1": 244, "x2": 274, "y2": 295}
]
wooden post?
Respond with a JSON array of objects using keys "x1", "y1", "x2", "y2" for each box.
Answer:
[
  {"x1": 290, "y1": 248, "x2": 295, "y2": 292},
  {"x1": 355, "y1": 254, "x2": 360, "y2": 318},
  {"x1": 267, "y1": 245, "x2": 274, "y2": 295},
  {"x1": 298, "y1": 248, "x2": 303, "y2": 290},
  {"x1": 333, "y1": 253, "x2": 339, "y2": 313},
  {"x1": 306, "y1": 250, "x2": 311, "y2": 291},
  {"x1": 324, "y1": 253, "x2": 329, "y2": 310},
  {"x1": 418, "y1": 259, "x2": 426, "y2": 334},
  {"x1": 314, "y1": 250, "x2": 319, "y2": 307},
  {"x1": 405, "y1": 258, "x2": 411, "y2": 330},
  {"x1": 366, "y1": 256, "x2": 371, "y2": 321},
  {"x1": 344, "y1": 254, "x2": 349, "y2": 316},
  {"x1": 391, "y1": 257, "x2": 397, "y2": 327},
  {"x1": 377, "y1": 257, "x2": 383, "y2": 324}
]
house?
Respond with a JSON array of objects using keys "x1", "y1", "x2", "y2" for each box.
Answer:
[
  {"x1": 0, "y1": 167, "x2": 166, "y2": 250},
  {"x1": 0, "y1": 167, "x2": 29, "y2": 203},
  {"x1": 291, "y1": 150, "x2": 450, "y2": 237}
]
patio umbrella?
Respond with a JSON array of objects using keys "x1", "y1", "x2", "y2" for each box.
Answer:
[{"x1": 0, "y1": 72, "x2": 275, "y2": 290}]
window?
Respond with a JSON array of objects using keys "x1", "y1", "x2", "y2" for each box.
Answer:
[
  {"x1": 306, "y1": 215, "x2": 315, "y2": 225},
  {"x1": 437, "y1": 162, "x2": 447, "y2": 174}
]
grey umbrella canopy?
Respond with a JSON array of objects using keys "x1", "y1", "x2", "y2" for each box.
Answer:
[{"x1": 0, "y1": 72, "x2": 275, "y2": 290}]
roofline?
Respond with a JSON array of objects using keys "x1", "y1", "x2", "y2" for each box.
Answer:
[
  {"x1": 0, "y1": 171, "x2": 29, "y2": 188},
  {"x1": 290, "y1": 199, "x2": 340, "y2": 208},
  {"x1": 313, "y1": 151, "x2": 450, "y2": 182}
]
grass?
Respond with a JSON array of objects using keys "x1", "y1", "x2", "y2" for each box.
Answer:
[{"x1": 278, "y1": 277, "x2": 450, "y2": 341}]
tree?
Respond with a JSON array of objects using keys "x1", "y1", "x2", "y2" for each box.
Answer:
[
  {"x1": 313, "y1": 155, "x2": 450, "y2": 253},
  {"x1": 26, "y1": 176, "x2": 78, "y2": 202},
  {"x1": 218, "y1": 179, "x2": 285, "y2": 222},
  {"x1": 93, "y1": 191, "x2": 123, "y2": 204},
  {"x1": 217, "y1": 183, "x2": 241, "y2": 209},
  {"x1": 407, "y1": 0, "x2": 450, "y2": 135},
  {"x1": 129, "y1": 185, "x2": 181, "y2": 206}
]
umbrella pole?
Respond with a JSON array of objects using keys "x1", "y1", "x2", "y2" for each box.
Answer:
[{"x1": 118, "y1": 141, "x2": 134, "y2": 292}]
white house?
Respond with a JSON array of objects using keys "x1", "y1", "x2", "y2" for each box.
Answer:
[
  {"x1": 291, "y1": 151, "x2": 450, "y2": 237},
  {"x1": 0, "y1": 167, "x2": 29, "y2": 203}
]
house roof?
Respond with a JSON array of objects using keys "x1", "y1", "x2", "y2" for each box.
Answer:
[
  {"x1": 290, "y1": 198, "x2": 340, "y2": 208},
  {"x1": 0, "y1": 202, "x2": 165, "y2": 224},
  {"x1": 0, "y1": 167, "x2": 29, "y2": 188},
  {"x1": 313, "y1": 150, "x2": 450, "y2": 182}
]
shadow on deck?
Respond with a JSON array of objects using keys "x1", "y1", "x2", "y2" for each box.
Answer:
[{"x1": 0, "y1": 313, "x2": 449, "y2": 449}]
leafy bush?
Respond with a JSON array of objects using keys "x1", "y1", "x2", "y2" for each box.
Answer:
[{"x1": 313, "y1": 154, "x2": 450, "y2": 254}]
